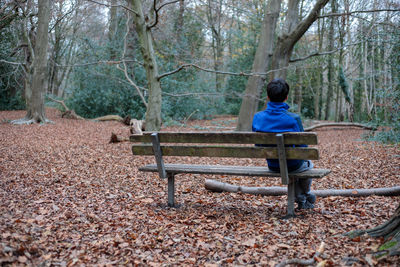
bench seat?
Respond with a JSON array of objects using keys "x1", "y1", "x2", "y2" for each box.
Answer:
[{"x1": 139, "y1": 164, "x2": 331, "y2": 178}]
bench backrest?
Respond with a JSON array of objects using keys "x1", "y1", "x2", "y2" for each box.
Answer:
[
  {"x1": 131, "y1": 131, "x2": 319, "y2": 185},
  {"x1": 130, "y1": 131, "x2": 319, "y2": 160}
]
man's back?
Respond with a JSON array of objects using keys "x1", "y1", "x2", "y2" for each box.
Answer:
[{"x1": 252, "y1": 101, "x2": 305, "y2": 172}]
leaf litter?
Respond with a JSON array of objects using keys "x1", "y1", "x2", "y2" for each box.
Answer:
[{"x1": 0, "y1": 108, "x2": 399, "y2": 266}]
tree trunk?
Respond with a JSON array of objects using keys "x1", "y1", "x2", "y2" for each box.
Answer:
[
  {"x1": 13, "y1": 0, "x2": 50, "y2": 124},
  {"x1": 324, "y1": 0, "x2": 336, "y2": 121},
  {"x1": 131, "y1": 0, "x2": 162, "y2": 131},
  {"x1": 108, "y1": 0, "x2": 118, "y2": 60},
  {"x1": 270, "y1": 0, "x2": 330, "y2": 79},
  {"x1": 206, "y1": 0, "x2": 225, "y2": 93},
  {"x1": 271, "y1": 0, "x2": 329, "y2": 79},
  {"x1": 175, "y1": 0, "x2": 185, "y2": 53},
  {"x1": 294, "y1": 68, "x2": 302, "y2": 113},
  {"x1": 236, "y1": 0, "x2": 282, "y2": 131},
  {"x1": 315, "y1": 15, "x2": 325, "y2": 120},
  {"x1": 270, "y1": 0, "x2": 300, "y2": 80}
]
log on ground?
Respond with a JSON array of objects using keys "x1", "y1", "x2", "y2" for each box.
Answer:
[
  {"x1": 304, "y1": 122, "x2": 375, "y2": 131},
  {"x1": 204, "y1": 179, "x2": 400, "y2": 197}
]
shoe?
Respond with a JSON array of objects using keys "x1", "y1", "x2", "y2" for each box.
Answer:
[
  {"x1": 306, "y1": 193, "x2": 316, "y2": 204},
  {"x1": 297, "y1": 201, "x2": 315, "y2": 210}
]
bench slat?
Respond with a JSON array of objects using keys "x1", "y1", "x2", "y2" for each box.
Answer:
[
  {"x1": 139, "y1": 164, "x2": 331, "y2": 178},
  {"x1": 130, "y1": 131, "x2": 318, "y2": 145},
  {"x1": 132, "y1": 145, "x2": 319, "y2": 160}
]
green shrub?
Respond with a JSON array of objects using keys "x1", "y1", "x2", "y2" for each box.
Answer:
[{"x1": 0, "y1": 89, "x2": 25, "y2": 110}]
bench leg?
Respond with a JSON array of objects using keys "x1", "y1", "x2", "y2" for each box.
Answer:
[
  {"x1": 167, "y1": 174, "x2": 175, "y2": 207},
  {"x1": 286, "y1": 177, "x2": 296, "y2": 218}
]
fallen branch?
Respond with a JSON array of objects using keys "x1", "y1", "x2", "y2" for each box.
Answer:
[
  {"x1": 48, "y1": 97, "x2": 85, "y2": 120},
  {"x1": 48, "y1": 97, "x2": 137, "y2": 127},
  {"x1": 305, "y1": 122, "x2": 375, "y2": 131},
  {"x1": 275, "y1": 242, "x2": 325, "y2": 267},
  {"x1": 204, "y1": 179, "x2": 400, "y2": 197}
]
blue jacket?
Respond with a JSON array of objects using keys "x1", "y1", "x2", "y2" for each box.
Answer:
[{"x1": 252, "y1": 102, "x2": 305, "y2": 171}]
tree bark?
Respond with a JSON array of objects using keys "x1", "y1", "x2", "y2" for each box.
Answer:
[
  {"x1": 294, "y1": 68, "x2": 302, "y2": 113},
  {"x1": 131, "y1": 0, "x2": 162, "y2": 131},
  {"x1": 270, "y1": 0, "x2": 300, "y2": 80},
  {"x1": 236, "y1": 0, "x2": 282, "y2": 131},
  {"x1": 13, "y1": 0, "x2": 51, "y2": 124}
]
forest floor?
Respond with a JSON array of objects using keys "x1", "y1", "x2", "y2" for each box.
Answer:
[{"x1": 1, "y1": 108, "x2": 399, "y2": 266}]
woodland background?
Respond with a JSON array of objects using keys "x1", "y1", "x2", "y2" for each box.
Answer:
[{"x1": 0, "y1": 0, "x2": 399, "y2": 138}]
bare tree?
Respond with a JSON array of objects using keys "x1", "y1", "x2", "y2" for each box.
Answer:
[
  {"x1": 12, "y1": 0, "x2": 51, "y2": 124},
  {"x1": 237, "y1": 0, "x2": 330, "y2": 131}
]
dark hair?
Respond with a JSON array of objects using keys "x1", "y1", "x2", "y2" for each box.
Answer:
[{"x1": 267, "y1": 78, "x2": 290, "y2": 102}]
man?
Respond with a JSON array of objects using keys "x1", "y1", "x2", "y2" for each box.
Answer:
[{"x1": 252, "y1": 78, "x2": 316, "y2": 209}]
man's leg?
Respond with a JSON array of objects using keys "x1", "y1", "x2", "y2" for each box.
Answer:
[{"x1": 293, "y1": 160, "x2": 316, "y2": 209}]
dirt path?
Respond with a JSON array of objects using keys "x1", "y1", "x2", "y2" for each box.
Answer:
[{"x1": 1, "y1": 108, "x2": 399, "y2": 266}]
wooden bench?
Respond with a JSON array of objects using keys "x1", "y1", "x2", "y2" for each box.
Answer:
[{"x1": 130, "y1": 132, "x2": 330, "y2": 217}]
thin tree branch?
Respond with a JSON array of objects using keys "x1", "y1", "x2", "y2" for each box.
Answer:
[
  {"x1": 148, "y1": 0, "x2": 180, "y2": 29},
  {"x1": 319, "y1": 9, "x2": 399, "y2": 18},
  {"x1": 276, "y1": 242, "x2": 326, "y2": 267},
  {"x1": 351, "y1": 13, "x2": 399, "y2": 28},
  {"x1": 24, "y1": 16, "x2": 35, "y2": 64},
  {"x1": 86, "y1": 0, "x2": 138, "y2": 15},
  {"x1": 47, "y1": 96, "x2": 69, "y2": 111},
  {"x1": 0, "y1": 59, "x2": 25, "y2": 66},
  {"x1": 55, "y1": 59, "x2": 143, "y2": 68},
  {"x1": 289, "y1": 41, "x2": 364, "y2": 63},
  {"x1": 49, "y1": 7, "x2": 75, "y2": 32},
  {"x1": 157, "y1": 63, "x2": 291, "y2": 80},
  {"x1": 163, "y1": 92, "x2": 224, "y2": 97}
]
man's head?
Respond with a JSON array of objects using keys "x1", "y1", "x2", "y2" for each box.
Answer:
[{"x1": 267, "y1": 78, "x2": 290, "y2": 102}]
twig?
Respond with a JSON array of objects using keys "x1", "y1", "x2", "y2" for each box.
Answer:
[
  {"x1": 0, "y1": 59, "x2": 24, "y2": 66},
  {"x1": 179, "y1": 109, "x2": 199, "y2": 130},
  {"x1": 55, "y1": 59, "x2": 142, "y2": 68},
  {"x1": 86, "y1": 0, "x2": 138, "y2": 15},
  {"x1": 275, "y1": 242, "x2": 325, "y2": 267},
  {"x1": 157, "y1": 63, "x2": 291, "y2": 80},
  {"x1": 148, "y1": 0, "x2": 180, "y2": 29},
  {"x1": 289, "y1": 41, "x2": 363, "y2": 63},
  {"x1": 319, "y1": 9, "x2": 400, "y2": 19}
]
